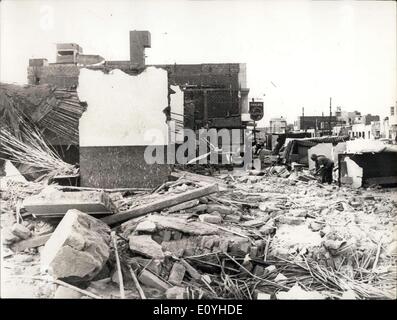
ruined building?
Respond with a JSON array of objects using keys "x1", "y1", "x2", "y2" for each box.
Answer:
[{"x1": 27, "y1": 31, "x2": 250, "y2": 188}]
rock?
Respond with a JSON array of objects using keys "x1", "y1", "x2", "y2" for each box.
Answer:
[
  {"x1": 168, "y1": 200, "x2": 200, "y2": 213},
  {"x1": 135, "y1": 221, "x2": 157, "y2": 233},
  {"x1": 274, "y1": 273, "x2": 288, "y2": 282},
  {"x1": 147, "y1": 215, "x2": 219, "y2": 236},
  {"x1": 2, "y1": 228, "x2": 21, "y2": 244},
  {"x1": 163, "y1": 230, "x2": 172, "y2": 241},
  {"x1": 253, "y1": 265, "x2": 265, "y2": 277},
  {"x1": 41, "y1": 209, "x2": 111, "y2": 282},
  {"x1": 256, "y1": 292, "x2": 271, "y2": 300},
  {"x1": 168, "y1": 262, "x2": 186, "y2": 285},
  {"x1": 166, "y1": 286, "x2": 186, "y2": 299},
  {"x1": 228, "y1": 237, "x2": 251, "y2": 255},
  {"x1": 139, "y1": 269, "x2": 171, "y2": 291},
  {"x1": 54, "y1": 286, "x2": 83, "y2": 299},
  {"x1": 11, "y1": 223, "x2": 32, "y2": 240},
  {"x1": 265, "y1": 265, "x2": 277, "y2": 274},
  {"x1": 249, "y1": 246, "x2": 258, "y2": 258},
  {"x1": 129, "y1": 235, "x2": 164, "y2": 260},
  {"x1": 199, "y1": 214, "x2": 222, "y2": 224}
]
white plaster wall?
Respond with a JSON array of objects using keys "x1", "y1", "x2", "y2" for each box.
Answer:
[
  {"x1": 77, "y1": 67, "x2": 169, "y2": 147},
  {"x1": 169, "y1": 85, "x2": 184, "y2": 144}
]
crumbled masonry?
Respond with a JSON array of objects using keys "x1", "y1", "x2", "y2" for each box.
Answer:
[{"x1": 1, "y1": 168, "x2": 396, "y2": 299}]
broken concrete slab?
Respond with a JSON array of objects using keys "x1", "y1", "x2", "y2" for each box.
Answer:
[
  {"x1": 198, "y1": 214, "x2": 223, "y2": 224},
  {"x1": 41, "y1": 209, "x2": 111, "y2": 282},
  {"x1": 146, "y1": 214, "x2": 219, "y2": 236},
  {"x1": 138, "y1": 269, "x2": 171, "y2": 291},
  {"x1": 135, "y1": 220, "x2": 157, "y2": 233},
  {"x1": 23, "y1": 187, "x2": 117, "y2": 217},
  {"x1": 129, "y1": 234, "x2": 164, "y2": 260},
  {"x1": 168, "y1": 262, "x2": 186, "y2": 285}
]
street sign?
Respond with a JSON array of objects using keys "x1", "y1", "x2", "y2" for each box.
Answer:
[{"x1": 249, "y1": 101, "x2": 264, "y2": 121}]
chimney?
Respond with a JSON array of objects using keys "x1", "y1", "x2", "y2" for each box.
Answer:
[{"x1": 129, "y1": 31, "x2": 151, "y2": 69}]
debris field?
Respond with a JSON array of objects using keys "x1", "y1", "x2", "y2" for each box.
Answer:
[{"x1": 1, "y1": 167, "x2": 396, "y2": 299}]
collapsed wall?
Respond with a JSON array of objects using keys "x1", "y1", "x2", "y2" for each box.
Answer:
[{"x1": 77, "y1": 67, "x2": 181, "y2": 188}]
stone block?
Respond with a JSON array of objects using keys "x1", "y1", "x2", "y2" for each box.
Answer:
[
  {"x1": 136, "y1": 220, "x2": 157, "y2": 233},
  {"x1": 168, "y1": 262, "x2": 186, "y2": 285},
  {"x1": 129, "y1": 235, "x2": 164, "y2": 260},
  {"x1": 41, "y1": 209, "x2": 111, "y2": 282},
  {"x1": 199, "y1": 214, "x2": 222, "y2": 224},
  {"x1": 139, "y1": 269, "x2": 171, "y2": 291}
]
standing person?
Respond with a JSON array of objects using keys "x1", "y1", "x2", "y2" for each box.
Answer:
[{"x1": 311, "y1": 154, "x2": 334, "y2": 184}]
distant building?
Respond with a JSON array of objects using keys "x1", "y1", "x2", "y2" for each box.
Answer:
[
  {"x1": 383, "y1": 103, "x2": 397, "y2": 141},
  {"x1": 348, "y1": 121, "x2": 381, "y2": 140},
  {"x1": 269, "y1": 117, "x2": 287, "y2": 134},
  {"x1": 295, "y1": 115, "x2": 337, "y2": 134}
]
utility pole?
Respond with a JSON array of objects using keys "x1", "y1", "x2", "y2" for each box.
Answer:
[
  {"x1": 302, "y1": 107, "x2": 305, "y2": 132},
  {"x1": 329, "y1": 97, "x2": 332, "y2": 136}
]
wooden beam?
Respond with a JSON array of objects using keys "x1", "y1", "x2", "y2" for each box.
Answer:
[
  {"x1": 101, "y1": 184, "x2": 219, "y2": 226},
  {"x1": 11, "y1": 233, "x2": 51, "y2": 252}
]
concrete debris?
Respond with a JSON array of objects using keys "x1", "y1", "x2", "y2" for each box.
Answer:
[
  {"x1": 41, "y1": 209, "x2": 111, "y2": 282},
  {"x1": 2, "y1": 168, "x2": 396, "y2": 300},
  {"x1": 23, "y1": 187, "x2": 117, "y2": 217},
  {"x1": 168, "y1": 262, "x2": 186, "y2": 285},
  {"x1": 11, "y1": 223, "x2": 32, "y2": 240},
  {"x1": 135, "y1": 220, "x2": 157, "y2": 233},
  {"x1": 198, "y1": 214, "x2": 223, "y2": 224},
  {"x1": 129, "y1": 235, "x2": 165, "y2": 260},
  {"x1": 138, "y1": 269, "x2": 171, "y2": 291},
  {"x1": 166, "y1": 286, "x2": 186, "y2": 299}
]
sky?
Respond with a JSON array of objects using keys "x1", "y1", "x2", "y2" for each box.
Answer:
[{"x1": 1, "y1": 0, "x2": 396, "y2": 126}]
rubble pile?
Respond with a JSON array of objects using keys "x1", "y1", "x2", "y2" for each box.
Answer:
[{"x1": 1, "y1": 170, "x2": 396, "y2": 299}]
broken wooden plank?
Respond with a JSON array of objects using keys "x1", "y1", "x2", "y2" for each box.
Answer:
[
  {"x1": 101, "y1": 184, "x2": 219, "y2": 226},
  {"x1": 170, "y1": 170, "x2": 228, "y2": 191},
  {"x1": 10, "y1": 233, "x2": 51, "y2": 252}
]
